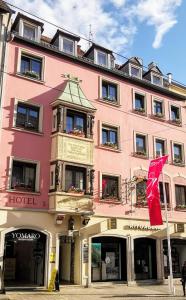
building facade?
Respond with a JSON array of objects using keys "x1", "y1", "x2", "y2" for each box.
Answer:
[{"x1": 0, "y1": 11, "x2": 186, "y2": 288}]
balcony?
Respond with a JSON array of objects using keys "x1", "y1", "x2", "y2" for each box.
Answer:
[
  {"x1": 51, "y1": 132, "x2": 94, "y2": 165},
  {"x1": 49, "y1": 192, "x2": 93, "y2": 214}
]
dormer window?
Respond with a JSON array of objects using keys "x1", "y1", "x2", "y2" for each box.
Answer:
[
  {"x1": 152, "y1": 74, "x2": 162, "y2": 85},
  {"x1": 96, "y1": 50, "x2": 107, "y2": 67},
  {"x1": 23, "y1": 22, "x2": 36, "y2": 40},
  {"x1": 62, "y1": 37, "x2": 74, "y2": 55},
  {"x1": 130, "y1": 65, "x2": 142, "y2": 79}
]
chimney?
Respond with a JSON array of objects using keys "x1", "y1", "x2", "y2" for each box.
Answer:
[
  {"x1": 167, "y1": 73, "x2": 172, "y2": 84},
  {"x1": 148, "y1": 62, "x2": 157, "y2": 70}
]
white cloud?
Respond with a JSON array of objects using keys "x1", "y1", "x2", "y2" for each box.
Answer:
[{"x1": 8, "y1": 0, "x2": 182, "y2": 58}]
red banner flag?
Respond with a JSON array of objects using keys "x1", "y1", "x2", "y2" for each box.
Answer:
[{"x1": 147, "y1": 155, "x2": 168, "y2": 226}]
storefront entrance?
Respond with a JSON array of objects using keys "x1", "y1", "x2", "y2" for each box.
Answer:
[
  {"x1": 59, "y1": 236, "x2": 75, "y2": 284},
  {"x1": 91, "y1": 236, "x2": 127, "y2": 282},
  {"x1": 4, "y1": 229, "x2": 46, "y2": 287},
  {"x1": 163, "y1": 238, "x2": 186, "y2": 278},
  {"x1": 134, "y1": 238, "x2": 157, "y2": 280}
]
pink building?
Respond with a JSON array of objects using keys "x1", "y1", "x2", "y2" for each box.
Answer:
[{"x1": 0, "y1": 11, "x2": 186, "y2": 288}]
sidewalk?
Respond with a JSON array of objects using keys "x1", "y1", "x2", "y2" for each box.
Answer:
[{"x1": 3, "y1": 283, "x2": 186, "y2": 300}]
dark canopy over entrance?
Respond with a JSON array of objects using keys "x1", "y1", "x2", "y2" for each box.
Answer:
[
  {"x1": 4, "y1": 229, "x2": 46, "y2": 287},
  {"x1": 91, "y1": 236, "x2": 127, "y2": 282},
  {"x1": 134, "y1": 238, "x2": 157, "y2": 280}
]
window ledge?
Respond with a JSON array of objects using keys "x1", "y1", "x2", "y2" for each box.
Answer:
[
  {"x1": 175, "y1": 206, "x2": 186, "y2": 211},
  {"x1": 150, "y1": 114, "x2": 166, "y2": 121},
  {"x1": 99, "y1": 98, "x2": 120, "y2": 107},
  {"x1": 172, "y1": 162, "x2": 185, "y2": 167},
  {"x1": 99, "y1": 199, "x2": 121, "y2": 204},
  {"x1": 12, "y1": 127, "x2": 44, "y2": 136},
  {"x1": 132, "y1": 109, "x2": 147, "y2": 116},
  {"x1": 168, "y1": 120, "x2": 182, "y2": 127},
  {"x1": 16, "y1": 73, "x2": 45, "y2": 84},
  {"x1": 98, "y1": 145, "x2": 122, "y2": 153},
  {"x1": 132, "y1": 152, "x2": 148, "y2": 159},
  {"x1": 52, "y1": 132, "x2": 93, "y2": 142},
  {"x1": 6, "y1": 189, "x2": 41, "y2": 195}
]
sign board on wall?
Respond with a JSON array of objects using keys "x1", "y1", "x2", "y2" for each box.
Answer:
[
  {"x1": 107, "y1": 218, "x2": 117, "y2": 230},
  {"x1": 83, "y1": 244, "x2": 89, "y2": 263},
  {"x1": 175, "y1": 223, "x2": 184, "y2": 233}
]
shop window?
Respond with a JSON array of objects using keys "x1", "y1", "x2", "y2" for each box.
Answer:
[
  {"x1": 175, "y1": 185, "x2": 186, "y2": 206},
  {"x1": 20, "y1": 53, "x2": 42, "y2": 80},
  {"x1": 173, "y1": 143, "x2": 184, "y2": 165},
  {"x1": 135, "y1": 134, "x2": 147, "y2": 156},
  {"x1": 170, "y1": 105, "x2": 181, "y2": 124},
  {"x1": 102, "y1": 125, "x2": 118, "y2": 149},
  {"x1": 62, "y1": 37, "x2": 74, "y2": 55},
  {"x1": 16, "y1": 102, "x2": 40, "y2": 132},
  {"x1": 66, "y1": 110, "x2": 86, "y2": 137},
  {"x1": 134, "y1": 93, "x2": 146, "y2": 113},
  {"x1": 102, "y1": 175, "x2": 119, "y2": 200},
  {"x1": 11, "y1": 160, "x2": 37, "y2": 192},
  {"x1": 153, "y1": 100, "x2": 164, "y2": 117},
  {"x1": 155, "y1": 139, "x2": 166, "y2": 157},
  {"x1": 102, "y1": 81, "x2": 117, "y2": 102},
  {"x1": 65, "y1": 165, "x2": 86, "y2": 194},
  {"x1": 96, "y1": 50, "x2": 107, "y2": 67}
]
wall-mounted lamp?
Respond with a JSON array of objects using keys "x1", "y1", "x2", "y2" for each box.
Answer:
[
  {"x1": 82, "y1": 217, "x2": 90, "y2": 226},
  {"x1": 68, "y1": 216, "x2": 75, "y2": 230},
  {"x1": 56, "y1": 214, "x2": 65, "y2": 225}
]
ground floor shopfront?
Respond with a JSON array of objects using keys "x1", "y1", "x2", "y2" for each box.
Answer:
[{"x1": 0, "y1": 210, "x2": 186, "y2": 289}]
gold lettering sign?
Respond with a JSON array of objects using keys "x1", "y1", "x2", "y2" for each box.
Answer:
[
  {"x1": 108, "y1": 218, "x2": 117, "y2": 230},
  {"x1": 175, "y1": 223, "x2": 184, "y2": 233}
]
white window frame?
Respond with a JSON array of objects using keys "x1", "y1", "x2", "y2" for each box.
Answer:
[
  {"x1": 152, "y1": 97, "x2": 165, "y2": 117},
  {"x1": 95, "y1": 49, "x2": 108, "y2": 67},
  {"x1": 99, "y1": 76, "x2": 120, "y2": 105},
  {"x1": 99, "y1": 120, "x2": 120, "y2": 150},
  {"x1": 153, "y1": 137, "x2": 167, "y2": 158},
  {"x1": 134, "y1": 131, "x2": 148, "y2": 157},
  {"x1": 61, "y1": 36, "x2": 75, "y2": 55},
  {"x1": 17, "y1": 48, "x2": 45, "y2": 82},
  {"x1": 132, "y1": 89, "x2": 146, "y2": 113},
  {"x1": 52, "y1": 108, "x2": 58, "y2": 132},
  {"x1": 99, "y1": 171, "x2": 121, "y2": 201},
  {"x1": 151, "y1": 73, "x2": 163, "y2": 86},
  {"x1": 169, "y1": 103, "x2": 182, "y2": 123},
  {"x1": 19, "y1": 19, "x2": 41, "y2": 42},
  {"x1": 172, "y1": 141, "x2": 185, "y2": 165},
  {"x1": 13, "y1": 98, "x2": 43, "y2": 133},
  {"x1": 50, "y1": 164, "x2": 56, "y2": 190},
  {"x1": 8, "y1": 156, "x2": 40, "y2": 193},
  {"x1": 129, "y1": 64, "x2": 142, "y2": 79}
]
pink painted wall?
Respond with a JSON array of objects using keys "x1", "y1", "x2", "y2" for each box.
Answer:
[{"x1": 0, "y1": 40, "x2": 186, "y2": 222}]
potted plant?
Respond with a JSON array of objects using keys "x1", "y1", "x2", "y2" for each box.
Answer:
[
  {"x1": 135, "y1": 150, "x2": 147, "y2": 156},
  {"x1": 68, "y1": 128, "x2": 85, "y2": 137},
  {"x1": 155, "y1": 112, "x2": 163, "y2": 118},
  {"x1": 67, "y1": 186, "x2": 84, "y2": 195},
  {"x1": 23, "y1": 70, "x2": 40, "y2": 79},
  {"x1": 102, "y1": 142, "x2": 118, "y2": 149},
  {"x1": 173, "y1": 158, "x2": 183, "y2": 164},
  {"x1": 135, "y1": 107, "x2": 145, "y2": 113}
]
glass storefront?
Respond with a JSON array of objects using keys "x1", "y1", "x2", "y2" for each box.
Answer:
[
  {"x1": 163, "y1": 239, "x2": 186, "y2": 278},
  {"x1": 134, "y1": 238, "x2": 157, "y2": 280},
  {"x1": 91, "y1": 236, "x2": 126, "y2": 282}
]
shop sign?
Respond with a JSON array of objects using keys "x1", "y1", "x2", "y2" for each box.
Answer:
[
  {"x1": 126, "y1": 225, "x2": 161, "y2": 231},
  {"x1": 8, "y1": 196, "x2": 38, "y2": 205},
  {"x1": 175, "y1": 223, "x2": 184, "y2": 233},
  {"x1": 11, "y1": 232, "x2": 41, "y2": 241},
  {"x1": 83, "y1": 244, "x2": 88, "y2": 263},
  {"x1": 108, "y1": 218, "x2": 117, "y2": 230}
]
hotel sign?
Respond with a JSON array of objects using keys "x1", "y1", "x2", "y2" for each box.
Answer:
[{"x1": 125, "y1": 224, "x2": 161, "y2": 231}]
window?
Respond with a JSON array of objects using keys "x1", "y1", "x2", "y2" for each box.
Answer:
[
  {"x1": 20, "y1": 53, "x2": 42, "y2": 80},
  {"x1": 152, "y1": 75, "x2": 162, "y2": 85},
  {"x1": 66, "y1": 110, "x2": 86, "y2": 137},
  {"x1": 155, "y1": 139, "x2": 166, "y2": 157},
  {"x1": 159, "y1": 182, "x2": 170, "y2": 204},
  {"x1": 62, "y1": 37, "x2": 74, "y2": 55},
  {"x1": 65, "y1": 165, "x2": 86, "y2": 193},
  {"x1": 102, "y1": 81, "x2": 117, "y2": 102},
  {"x1": 134, "y1": 93, "x2": 145, "y2": 112},
  {"x1": 11, "y1": 160, "x2": 36, "y2": 192},
  {"x1": 102, "y1": 125, "x2": 118, "y2": 149},
  {"x1": 16, "y1": 102, "x2": 40, "y2": 131},
  {"x1": 173, "y1": 143, "x2": 184, "y2": 164},
  {"x1": 130, "y1": 65, "x2": 141, "y2": 78},
  {"x1": 153, "y1": 100, "x2": 164, "y2": 117},
  {"x1": 97, "y1": 51, "x2": 107, "y2": 67},
  {"x1": 102, "y1": 175, "x2": 119, "y2": 200},
  {"x1": 23, "y1": 23, "x2": 36, "y2": 40},
  {"x1": 135, "y1": 134, "x2": 147, "y2": 156},
  {"x1": 170, "y1": 105, "x2": 181, "y2": 123},
  {"x1": 175, "y1": 185, "x2": 186, "y2": 206}
]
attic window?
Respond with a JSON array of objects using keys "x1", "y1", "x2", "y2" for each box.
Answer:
[
  {"x1": 97, "y1": 51, "x2": 107, "y2": 67},
  {"x1": 130, "y1": 65, "x2": 141, "y2": 78},
  {"x1": 152, "y1": 75, "x2": 162, "y2": 86},
  {"x1": 23, "y1": 22, "x2": 36, "y2": 40},
  {"x1": 62, "y1": 37, "x2": 74, "y2": 55}
]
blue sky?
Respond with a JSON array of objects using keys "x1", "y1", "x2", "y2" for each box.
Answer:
[{"x1": 8, "y1": 0, "x2": 186, "y2": 85}]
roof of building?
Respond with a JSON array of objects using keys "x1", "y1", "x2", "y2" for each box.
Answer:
[
  {"x1": 55, "y1": 75, "x2": 96, "y2": 111},
  {"x1": 0, "y1": 0, "x2": 14, "y2": 13},
  {"x1": 12, "y1": 13, "x2": 44, "y2": 32},
  {"x1": 51, "y1": 29, "x2": 80, "y2": 45},
  {"x1": 84, "y1": 42, "x2": 114, "y2": 57}
]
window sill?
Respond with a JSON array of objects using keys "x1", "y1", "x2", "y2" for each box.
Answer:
[
  {"x1": 132, "y1": 109, "x2": 147, "y2": 116},
  {"x1": 172, "y1": 162, "x2": 185, "y2": 167},
  {"x1": 16, "y1": 73, "x2": 45, "y2": 84},
  {"x1": 53, "y1": 132, "x2": 93, "y2": 142},
  {"x1": 6, "y1": 189, "x2": 41, "y2": 195},
  {"x1": 132, "y1": 152, "x2": 148, "y2": 159},
  {"x1": 100, "y1": 198, "x2": 121, "y2": 204},
  {"x1": 12, "y1": 127, "x2": 44, "y2": 136},
  {"x1": 168, "y1": 120, "x2": 182, "y2": 127},
  {"x1": 150, "y1": 114, "x2": 166, "y2": 121},
  {"x1": 98, "y1": 145, "x2": 121, "y2": 153},
  {"x1": 175, "y1": 206, "x2": 186, "y2": 211},
  {"x1": 99, "y1": 98, "x2": 121, "y2": 107}
]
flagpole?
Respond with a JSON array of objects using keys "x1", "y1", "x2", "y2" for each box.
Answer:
[{"x1": 161, "y1": 163, "x2": 174, "y2": 295}]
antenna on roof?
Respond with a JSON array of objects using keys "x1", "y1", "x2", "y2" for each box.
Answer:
[{"x1": 88, "y1": 24, "x2": 93, "y2": 46}]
